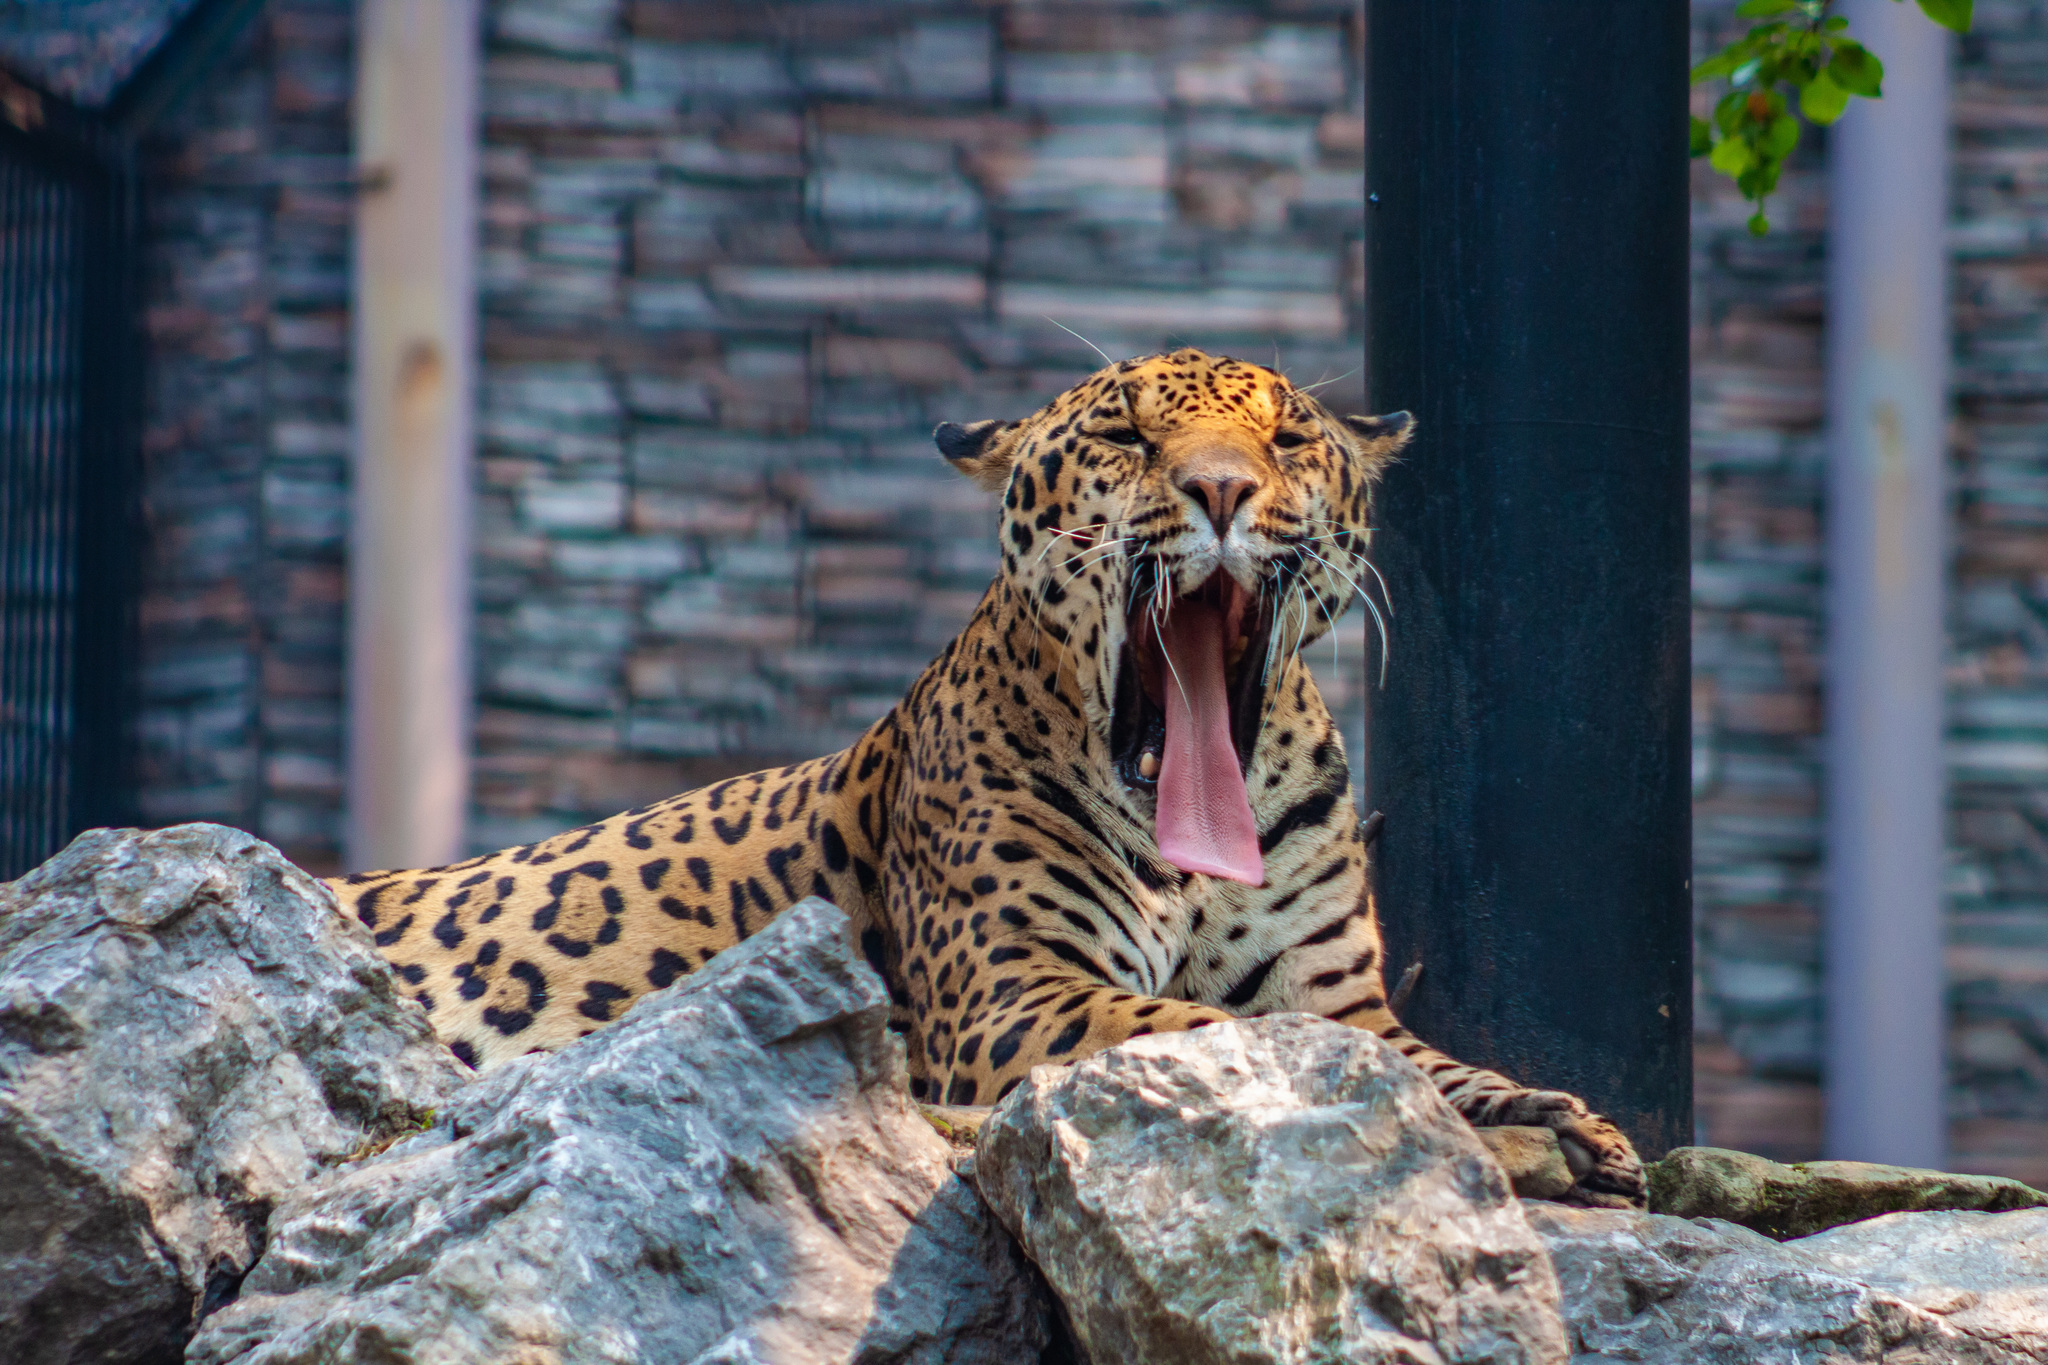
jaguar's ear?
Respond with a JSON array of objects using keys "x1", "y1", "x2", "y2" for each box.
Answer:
[
  {"x1": 1341, "y1": 410, "x2": 1416, "y2": 464},
  {"x1": 934, "y1": 419, "x2": 1026, "y2": 492}
]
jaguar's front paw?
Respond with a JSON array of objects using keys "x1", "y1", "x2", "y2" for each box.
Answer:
[{"x1": 1495, "y1": 1090, "x2": 1646, "y2": 1209}]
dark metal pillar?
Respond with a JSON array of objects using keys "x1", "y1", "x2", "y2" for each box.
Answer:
[{"x1": 1365, "y1": 2, "x2": 1693, "y2": 1156}]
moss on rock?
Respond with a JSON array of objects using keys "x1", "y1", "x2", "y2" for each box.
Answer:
[{"x1": 1647, "y1": 1145, "x2": 2048, "y2": 1239}]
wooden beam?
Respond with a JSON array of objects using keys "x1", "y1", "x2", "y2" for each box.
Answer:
[{"x1": 347, "y1": 0, "x2": 479, "y2": 872}]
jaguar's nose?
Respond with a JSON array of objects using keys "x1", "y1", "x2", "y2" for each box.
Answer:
[{"x1": 1178, "y1": 469, "x2": 1261, "y2": 536}]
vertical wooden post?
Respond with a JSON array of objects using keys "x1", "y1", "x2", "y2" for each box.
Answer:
[
  {"x1": 1823, "y1": 0, "x2": 1951, "y2": 1168},
  {"x1": 347, "y1": 0, "x2": 478, "y2": 872}
]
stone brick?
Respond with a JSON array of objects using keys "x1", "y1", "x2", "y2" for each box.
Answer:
[
  {"x1": 487, "y1": 652, "x2": 619, "y2": 713},
  {"x1": 821, "y1": 335, "x2": 970, "y2": 385},
  {"x1": 998, "y1": 283, "x2": 1345, "y2": 338},
  {"x1": 550, "y1": 535, "x2": 689, "y2": 581},
  {"x1": 1171, "y1": 26, "x2": 1348, "y2": 108},
  {"x1": 494, "y1": 0, "x2": 621, "y2": 59},
  {"x1": 622, "y1": 714, "x2": 723, "y2": 755},
  {"x1": 1005, "y1": 52, "x2": 1165, "y2": 110},
  {"x1": 486, "y1": 54, "x2": 620, "y2": 95},
  {"x1": 806, "y1": 168, "x2": 983, "y2": 229},
  {"x1": 901, "y1": 20, "x2": 993, "y2": 101},
  {"x1": 621, "y1": 372, "x2": 716, "y2": 420},
  {"x1": 518, "y1": 476, "x2": 626, "y2": 532},
  {"x1": 626, "y1": 42, "x2": 795, "y2": 102},
  {"x1": 706, "y1": 265, "x2": 987, "y2": 311},
  {"x1": 983, "y1": 121, "x2": 1173, "y2": 222},
  {"x1": 644, "y1": 580, "x2": 800, "y2": 644}
]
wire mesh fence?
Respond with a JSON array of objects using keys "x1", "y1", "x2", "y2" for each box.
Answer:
[{"x1": 0, "y1": 118, "x2": 134, "y2": 881}]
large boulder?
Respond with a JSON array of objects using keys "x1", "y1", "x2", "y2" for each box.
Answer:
[
  {"x1": 189, "y1": 896, "x2": 1056, "y2": 1365},
  {"x1": 0, "y1": 824, "x2": 467, "y2": 1364},
  {"x1": 1799, "y1": 1209, "x2": 2048, "y2": 1362},
  {"x1": 1647, "y1": 1145, "x2": 2047, "y2": 1239},
  {"x1": 974, "y1": 1013, "x2": 1570, "y2": 1365},
  {"x1": 1529, "y1": 1202, "x2": 2045, "y2": 1364}
]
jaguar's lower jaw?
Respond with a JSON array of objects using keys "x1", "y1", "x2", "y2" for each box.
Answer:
[
  {"x1": 1112, "y1": 570, "x2": 1274, "y2": 790},
  {"x1": 1112, "y1": 571, "x2": 1273, "y2": 885}
]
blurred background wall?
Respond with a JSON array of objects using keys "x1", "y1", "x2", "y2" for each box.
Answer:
[
  {"x1": 123, "y1": 0, "x2": 355, "y2": 869},
  {"x1": 8, "y1": 0, "x2": 2048, "y2": 1181},
  {"x1": 1689, "y1": 0, "x2": 2048, "y2": 1181},
  {"x1": 119, "y1": 0, "x2": 1372, "y2": 875}
]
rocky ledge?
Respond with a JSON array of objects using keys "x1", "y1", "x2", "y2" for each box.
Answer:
[{"x1": 0, "y1": 825, "x2": 2040, "y2": 1365}]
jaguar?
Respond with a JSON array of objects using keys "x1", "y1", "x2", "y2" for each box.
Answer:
[{"x1": 331, "y1": 347, "x2": 1647, "y2": 1208}]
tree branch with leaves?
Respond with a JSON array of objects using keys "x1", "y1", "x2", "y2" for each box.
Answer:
[{"x1": 1691, "y1": 0, "x2": 1971, "y2": 235}]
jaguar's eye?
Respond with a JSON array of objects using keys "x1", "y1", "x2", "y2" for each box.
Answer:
[
  {"x1": 1273, "y1": 431, "x2": 1311, "y2": 450},
  {"x1": 1099, "y1": 426, "x2": 1143, "y2": 447}
]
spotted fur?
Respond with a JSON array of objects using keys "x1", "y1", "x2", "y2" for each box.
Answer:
[{"x1": 330, "y1": 349, "x2": 1645, "y2": 1207}]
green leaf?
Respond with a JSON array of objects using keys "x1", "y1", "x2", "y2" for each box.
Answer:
[
  {"x1": 1749, "y1": 210, "x2": 1771, "y2": 236},
  {"x1": 1690, "y1": 115, "x2": 1713, "y2": 157},
  {"x1": 1691, "y1": 43, "x2": 1752, "y2": 84},
  {"x1": 1824, "y1": 14, "x2": 1849, "y2": 30},
  {"x1": 1687, "y1": 52, "x2": 1736, "y2": 82},
  {"x1": 1800, "y1": 69, "x2": 1851, "y2": 123},
  {"x1": 1915, "y1": 0, "x2": 1973, "y2": 32},
  {"x1": 1828, "y1": 42, "x2": 1884, "y2": 97},
  {"x1": 1736, "y1": 0, "x2": 1798, "y2": 13},
  {"x1": 1714, "y1": 89, "x2": 1749, "y2": 135},
  {"x1": 1764, "y1": 113, "x2": 1801, "y2": 157},
  {"x1": 1711, "y1": 137, "x2": 1755, "y2": 177},
  {"x1": 1739, "y1": 158, "x2": 1784, "y2": 200}
]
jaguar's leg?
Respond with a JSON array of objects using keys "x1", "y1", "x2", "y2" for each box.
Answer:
[
  {"x1": 1340, "y1": 1005, "x2": 1647, "y2": 1208},
  {"x1": 1280, "y1": 888, "x2": 1646, "y2": 1207}
]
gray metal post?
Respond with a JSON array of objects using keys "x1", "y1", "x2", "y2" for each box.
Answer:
[{"x1": 1823, "y1": 0, "x2": 1952, "y2": 1167}]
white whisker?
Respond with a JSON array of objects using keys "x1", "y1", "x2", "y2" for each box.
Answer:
[
  {"x1": 1290, "y1": 575, "x2": 1327, "y2": 671},
  {"x1": 1359, "y1": 554, "x2": 1394, "y2": 618},
  {"x1": 1055, "y1": 542, "x2": 1132, "y2": 591},
  {"x1": 1261, "y1": 583, "x2": 1311, "y2": 730},
  {"x1": 1045, "y1": 317, "x2": 1115, "y2": 368},
  {"x1": 1158, "y1": 629, "x2": 1193, "y2": 717},
  {"x1": 1034, "y1": 528, "x2": 1131, "y2": 569},
  {"x1": 1298, "y1": 366, "x2": 1360, "y2": 394},
  {"x1": 1300, "y1": 546, "x2": 1368, "y2": 602}
]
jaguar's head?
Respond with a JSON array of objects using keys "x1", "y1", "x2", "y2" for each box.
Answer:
[{"x1": 935, "y1": 348, "x2": 1413, "y2": 886}]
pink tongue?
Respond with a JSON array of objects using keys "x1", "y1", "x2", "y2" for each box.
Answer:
[{"x1": 1155, "y1": 602, "x2": 1265, "y2": 886}]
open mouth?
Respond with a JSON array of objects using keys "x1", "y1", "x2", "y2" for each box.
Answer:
[{"x1": 1111, "y1": 566, "x2": 1276, "y2": 886}]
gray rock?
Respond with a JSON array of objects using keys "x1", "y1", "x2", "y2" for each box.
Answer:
[
  {"x1": 1527, "y1": 1202, "x2": 2037, "y2": 1364},
  {"x1": 1798, "y1": 1209, "x2": 2048, "y2": 1362},
  {"x1": 974, "y1": 1013, "x2": 1570, "y2": 1365},
  {"x1": 1476, "y1": 1126, "x2": 1575, "y2": 1201},
  {"x1": 1648, "y1": 1145, "x2": 2048, "y2": 1239},
  {"x1": 189, "y1": 896, "x2": 1055, "y2": 1365},
  {"x1": 0, "y1": 823, "x2": 467, "y2": 1365}
]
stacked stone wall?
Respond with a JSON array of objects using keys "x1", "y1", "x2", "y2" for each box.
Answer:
[
  {"x1": 1688, "y1": 0, "x2": 2048, "y2": 1183},
  {"x1": 465, "y1": 0, "x2": 1370, "y2": 851},
  {"x1": 133, "y1": 0, "x2": 352, "y2": 872},
  {"x1": 1943, "y1": 0, "x2": 2048, "y2": 1185}
]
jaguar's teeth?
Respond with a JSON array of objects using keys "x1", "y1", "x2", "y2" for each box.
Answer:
[{"x1": 1138, "y1": 751, "x2": 1160, "y2": 780}]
